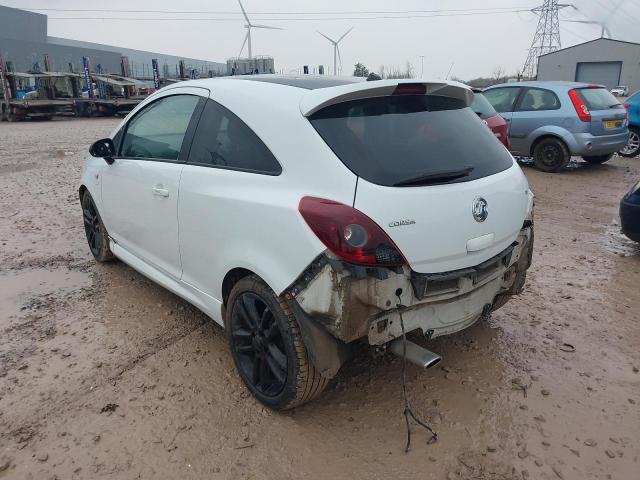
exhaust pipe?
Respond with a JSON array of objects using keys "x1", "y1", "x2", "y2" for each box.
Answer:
[{"x1": 389, "y1": 338, "x2": 441, "y2": 369}]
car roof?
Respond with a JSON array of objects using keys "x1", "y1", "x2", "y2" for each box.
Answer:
[
  {"x1": 165, "y1": 76, "x2": 474, "y2": 116},
  {"x1": 231, "y1": 74, "x2": 365, "y2": 90},
  {"x1": 174, "y1": 74, "x2": 366, "y2": 91}
]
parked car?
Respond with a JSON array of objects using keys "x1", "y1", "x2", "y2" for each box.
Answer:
[
  {"x1": 618, "y1": 90, "x2": 640, "y2": 158},
  {"x1": 620, "y1": 179, "x2": 640, "y2": 242},
  {"x1": 611, "y1": 86, "x2": 629, "y2": 97},
  {"x1": 484, "y1": 81, "x2": 629, "y2": 172},
  {"x1": 80, "y1": 77, "x2": 535, "y2": 409},
  {"x1": 471, "y1": 88, "x2": 510, "y2": 148}
]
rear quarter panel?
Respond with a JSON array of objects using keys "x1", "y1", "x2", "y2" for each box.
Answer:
[{"x1": 178, "y1": 81, "x2": 359, "y2": 301}]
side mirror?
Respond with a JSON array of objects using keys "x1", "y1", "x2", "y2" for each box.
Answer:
[{"x1": 89, "y1": 138, "x2": 116, "y2": 165}]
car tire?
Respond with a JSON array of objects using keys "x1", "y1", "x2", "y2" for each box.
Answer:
[
  {"x1": 533, "y1": 137, "x2": 570, "y2": 172},
  {"x1": 226, "y1": 275, "x2": 328, "y2": 410},
  {"x1": 81, "y1": 190, "x2": 114, "y2": 262},
  {"x1": 618, "y1": 127, "x2": 640, "y2": 158},
  {"x1": 582, "y1": 153, "x2": 614, "y2": 164}
]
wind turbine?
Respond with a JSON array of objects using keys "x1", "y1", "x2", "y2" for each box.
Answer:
[
  {"x1": 318, "y1": 28, "x2": 354, "y2": 75},
  {"x1": 237, "y1": 0, "x2": 282, "y2": 60}
]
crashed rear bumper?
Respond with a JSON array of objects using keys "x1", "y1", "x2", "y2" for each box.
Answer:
[{"x1": 287, "y1": 226, "x2": 533, "y2": 346}]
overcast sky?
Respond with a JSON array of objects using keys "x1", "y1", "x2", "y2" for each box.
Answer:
[{"x1": 6, "y1": 0, "x2": 640, "y2": 79}]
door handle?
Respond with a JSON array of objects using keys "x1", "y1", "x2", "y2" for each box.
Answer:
[{"x1": 152, "y1": 185, "x2": 170, "y2": 197}]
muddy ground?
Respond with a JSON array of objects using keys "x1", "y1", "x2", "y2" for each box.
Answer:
[{"x1": 0, "y1": 118, "x2": 638, "y2": 480}]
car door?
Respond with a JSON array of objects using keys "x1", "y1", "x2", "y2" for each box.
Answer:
[
  {"x1": 100, "y1": 88, "x2": 206, "y2": 279},
  {"x1": 483, "y1": 87, "x2": 522, "y2": 146},
  {"x1": 508, "y1": 87, "x2": 562, "y2": 155},
  {"x1": 178, "y1": 97, "x2": 283, "y2": 303}
]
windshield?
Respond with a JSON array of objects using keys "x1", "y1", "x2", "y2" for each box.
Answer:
[
  {"x1": 309, "y1": 95, "x2": 513, "y2": 187},
  {"x1": 470, "y1": 92, "x2": 497, "y2": 119},
  {"x1": 578, "y1": 88, "x2": 622, "y2": 110}
]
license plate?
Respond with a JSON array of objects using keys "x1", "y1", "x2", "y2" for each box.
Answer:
[{"x1": 604, "y1": 120, "x2": 622, "y2": 129}]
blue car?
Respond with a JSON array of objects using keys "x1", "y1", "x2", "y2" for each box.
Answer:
[
  {"x1": 618, "y1": 90, "x2": 640, "y2": 158},
  {"x1": 484, "y1": 81, "x2": 629, "y2": 172},
  {"x1": 620, "y1": 180, "x2": 640, "y2": 242}
]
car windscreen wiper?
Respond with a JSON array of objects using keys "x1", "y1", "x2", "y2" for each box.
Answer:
[{"x1": 393, "y1": 166, "x2": 474, "y2": 187}]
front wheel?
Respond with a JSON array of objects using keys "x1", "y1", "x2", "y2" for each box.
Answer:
[
  {"x1": 533, "y1": 137, "x2": 570, "y2": 172},
  {"x1": 618, "y1": 127, "x2": 640, "y2": 158},
  {"x1": 226, "y1": 275, "x2": 328, "y2": 410},
  {"x1": 81, "y1": 190, "x2": 114, "y2": 262},
  {"x1": 582, "y1": 153, "x2": 614, "y2": 164}
]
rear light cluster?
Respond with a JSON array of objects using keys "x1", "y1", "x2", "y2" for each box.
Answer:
[
  {"x1": 298, "y1": 196, "x2": 407, "y2": 267},
  {"x1": 568, "y1": 89, "x2": 591, "y2": 122},
  {"x1": 624, "y1": 103, "x2": 630, "y2": 124}
]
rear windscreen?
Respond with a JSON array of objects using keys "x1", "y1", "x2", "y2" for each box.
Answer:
[
  {"x1": 470, "y1": 92, "x2": 497, "y2": 119},
  {"x1": 309, "y1": 95, "x2": 513, "y2": 187},
  {"x1": 578, "y1": 88, "x2": 622, "y2": 110}
]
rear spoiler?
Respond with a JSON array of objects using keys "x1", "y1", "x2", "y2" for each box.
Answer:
[{"x1": 300, "y1": 79, "x2": 473, "y2": 117}]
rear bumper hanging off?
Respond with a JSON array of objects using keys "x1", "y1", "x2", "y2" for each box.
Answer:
[{"x1": 287, "y1": 226, "x2": 534, "y2": 346}]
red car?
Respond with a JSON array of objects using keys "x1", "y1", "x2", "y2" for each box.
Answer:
[{"x1": 471, "y1": 88, "x2": 510, "y2": 149}]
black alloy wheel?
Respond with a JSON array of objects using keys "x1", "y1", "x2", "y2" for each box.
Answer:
[
  {"x1": 226, "y1": 275, "x2": 329, "y2": 410},
  {"x1": 83, "y1": 196, "x2": 102, "y2": 257},
  {"x1": 81, "y1": 190, "x2": 113, "y2": 262},
  {"x1": 230, "y1": 292, "x2": 288, "y2": 397}
]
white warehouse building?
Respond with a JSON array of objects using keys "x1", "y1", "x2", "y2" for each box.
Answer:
[{"x1": 537, "y1": 38, "x2": 640, "y2": 93}]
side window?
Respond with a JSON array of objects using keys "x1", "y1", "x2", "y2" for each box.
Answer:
[
  {"x1": 517, "y1": 88, "x2": 560, "y2": 111},
  {"x1": 120, "y1": 94, "x2": 200, "y2": 160},
  {"x1": 483, "y1": 88, "x2": 521, "y2": 113},
  {"x1": 188, "y1": 99, "x2": 281, "y2": 175}
]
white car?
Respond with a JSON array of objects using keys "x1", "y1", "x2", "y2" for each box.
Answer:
[
  {"x1": 80, "y1": 76, "x2": 535, "y2": 409},
  {"x1": 611, "y1": 86, "x2": 629, "y2": 97}
]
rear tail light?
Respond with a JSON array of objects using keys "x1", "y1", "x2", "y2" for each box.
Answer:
[
  {"x1": 623, "y1": 103, "x2": 630, "y2": 124},
  {"x1": 568, "y1": 89, "x2": 591, "y2": 122},
  {"x1": 298, "y1": 196, "x2": 407, "y2": 267}
]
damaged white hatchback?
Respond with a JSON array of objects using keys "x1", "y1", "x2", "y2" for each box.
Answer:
[{"x1": 80, "y1": 76, "x2": 534, "y2": 410}]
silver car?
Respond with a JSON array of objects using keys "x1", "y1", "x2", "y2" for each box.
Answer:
[{"x1": 484, "y1": 81, "x2": 629, "y2": 172}]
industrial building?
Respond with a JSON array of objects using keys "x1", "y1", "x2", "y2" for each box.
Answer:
[
  {"x1": 226, "y1": 56, "x2": 275, "y2": 76},
  {"x1": 0, "y1": 4, "x2": 225, "y2": 78},
  {"x1": 537, "y1": 38, "x2": 640, "y2": 93}
]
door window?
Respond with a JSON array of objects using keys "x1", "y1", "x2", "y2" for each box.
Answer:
[
  {"x1": 120, "y1": 94, "x2": 200, "y2": 160},
  {"x1": 188, "y1": 99, "x2": 281, "y2": 174},
  {"x1": 483, "y1": 87, "x2": 521, "y2": 113},
  {"x1": 517, "y1": 88, "x2": 560, "y2": 111}
]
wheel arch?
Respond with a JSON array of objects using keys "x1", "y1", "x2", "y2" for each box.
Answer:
[
  {"x1": 529, "y1": 132, "x2": 571, "y2": 157},
  {"x1": 221, "y1": 267, "x2": 348, "y2": 380},
  {"x1": 222, "y1": 267, "x2": 255, "y2": 306},
  {"x1": 78, "y1": 184, "x2": 88, "y2": 203}
]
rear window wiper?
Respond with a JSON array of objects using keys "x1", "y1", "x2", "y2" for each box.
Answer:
[
  {"x1": 609, "y1": 103, "x2": 623, "y2": 108},
  {"x1": 393, "y1": 166, "x2": 474, "y2": 187}
]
